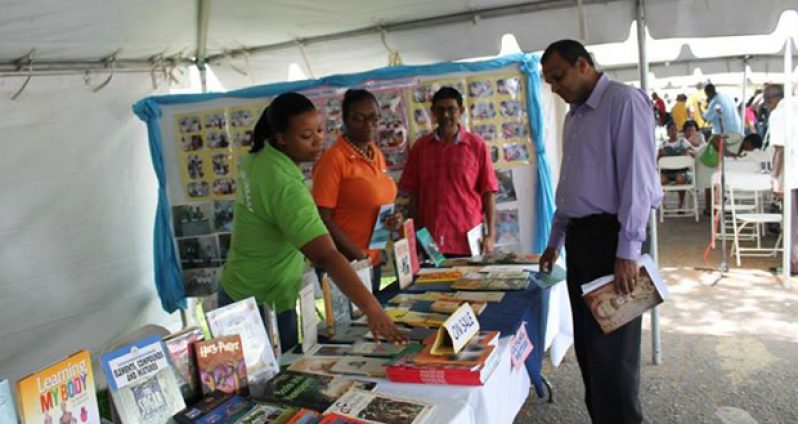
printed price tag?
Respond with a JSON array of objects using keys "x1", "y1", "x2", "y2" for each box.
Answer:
[
  {"x1": 510, "y1": 322, "x2": 534, "y2": 371},
  {"x1": 431, "y1": 303, "x2": 480, "y2": 355}
]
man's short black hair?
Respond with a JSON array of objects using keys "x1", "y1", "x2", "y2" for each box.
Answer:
[
  {"x1": 541, "y1": 39, "x2": 594, "y2": 67},
  {"x1": 704, "y1": 83, "x2": 717, "y2": 96},
  {"x1": 432, "y1": 86, "x2": 463, "y2": 108},
  {"x1": 764, "y1": 84, "x2": 784, "y2": 102}
]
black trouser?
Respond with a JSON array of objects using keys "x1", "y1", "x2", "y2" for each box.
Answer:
[{"x1": 565, "y1": 214, "x2": 643, "y2": 424}]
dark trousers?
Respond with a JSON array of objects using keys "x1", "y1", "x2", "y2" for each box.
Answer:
[
  {"x1": 217, "y1": 287, "x2": 298, "y2": 353},
  {"x1": 565, "y1": 214, "x2": 643, "y2": 424}
]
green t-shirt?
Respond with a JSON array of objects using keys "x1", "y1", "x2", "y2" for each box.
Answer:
[{"x1": 221, "y1": 144, "x2": 328, "y2": 312}]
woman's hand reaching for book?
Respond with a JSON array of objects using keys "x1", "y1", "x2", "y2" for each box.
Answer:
[{"x1": 365, "y1": 306, "x2": 408, "y2": 345}]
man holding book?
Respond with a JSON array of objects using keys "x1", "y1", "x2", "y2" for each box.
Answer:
[
  {"x1": 399, "y1": 87, "x2": 499, "y2": 257},
  {"x1": 539, "y1": 40, "x2": 662, "y2": 423}
]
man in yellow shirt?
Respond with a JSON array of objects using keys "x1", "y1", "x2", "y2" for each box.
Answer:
[
  {"x1": 670, "y1": 94, "x2": 689, "y2": 131},
  {"x1": 686, "y1": 83, "x2": 708, "y2": 129}
]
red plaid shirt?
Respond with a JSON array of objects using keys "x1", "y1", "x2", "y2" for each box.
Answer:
[{"x1": 399, "y1": 127, "x2": 498, "y2": 255}]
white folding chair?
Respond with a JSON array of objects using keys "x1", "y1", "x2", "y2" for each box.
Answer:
[
  {"x1": 658, "y1": 156, "x2": 699, "y2": 222},
  {"x1": 726, "y1": 175, "x2": 783, "y2": 266}
]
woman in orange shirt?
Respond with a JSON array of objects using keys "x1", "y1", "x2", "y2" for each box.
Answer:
[{"x1": 312, "y1": 89, "x2": 400, "y2": 292}]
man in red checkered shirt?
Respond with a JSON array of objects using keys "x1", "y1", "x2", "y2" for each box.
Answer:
[{"x1": 399, "y1": 87, "x2": 499, "y2": 256}]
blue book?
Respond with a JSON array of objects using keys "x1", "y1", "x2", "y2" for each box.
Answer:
[
  {"x1": 368, "y1": 204, "x2": 395, "y2": 249},
  {"x1": 0, "y1": 379, "x2": 17, "y2": 424},
  {"x1": 415, "y1": 228, "x2": 446, "y2": 267}
]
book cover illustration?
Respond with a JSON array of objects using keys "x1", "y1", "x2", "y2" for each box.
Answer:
[
  {"x1": 0, "y1": 379, "x2": 18, "y2": 424},
  {"x1": 16, "y1": 350, "x2": 100, "y2": 424},
  {"x1": 415, "y1": 270, "x2": 462, "y2": 284},
  {"x1": 368, "y1": 204, "x2": 394, "y2": 249},
  {"x1": 413, "y1": 343, "x2": 495, "y2": 368},
  {"x1": 236, "y1": 402, "x2": 298, "y2": 424},
  {"x1": 324, "y1": 388, "x2": 434, "y2": 424},
  {"x1": 205, "y1": 297, "x2": 279, "y2": 397},
  {"x1": 287, "y1": 357, "x2": 342, "y2": 376},
  {"x1": 305, "y1": 344, "x2": 353, "y2": 357},
  {"x1": 581, "y1": 254, "x2": 668, "y2": 335},
  {"x1": 393, "y1": 238, "x2": 413, "y2": 289},
  {"x1": 349, "y1": 342, "x2": 407, "y2": 358},
  {"x1": 100, "y1": 335, "x2": 185, "y2": 424},
  {"x1": 318, "y1": 413, "x2": 368, "y2": 423},
  {"x1": 415, "y1": 228, "x2": 445, "y2": 267},
  {"x1": 402, "y1": 219, "x2": 420, "y2": 275},
  {"x1": 163, "y1": 326, "x2": 204, "y2": 403},
  {"x1": 261, "y1": 371, "x2": 376, "y2": 412},
  {"x1": 195, "y1": 335, "x2": 248, "y2": 396},
  {"x1": 329, "y1": 357, "x2": 387, "y2": 378},
  {"x1": 284, "y1": 409, "x2": 321, "y2": 424}
]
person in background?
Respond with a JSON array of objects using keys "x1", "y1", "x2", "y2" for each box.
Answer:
[
  {"x1": 743, "y1": 92, "x2": 760, "y2": 135},
  {"x1": 683, "y1": 120, "x2": 706, "y2": 148},
  {"x1": 220, "y1": 92, "x2": 407, "y2": 350},
  {"x1": 702, "y1": 83, "x2": 742, "y2": 142},
  {"x1": 399, "y1": 86, "x2": 499, "y2": 257},
  {"x1": 658, "y1": 122, "x2": 694, "y2": 210},
  {"x1": 763, "y1": 83, "x2": 798, "y2": 275},
  {"x1": 652, "y1": 91, "x2": 667, "y2": 126},
  {"x1": 539, "y1": 39, "x2": 662, "y2": 424},
  {"x1": 670, "y1": 94, "x2": 689, "y2": 131},
  {"x1": 686, "y1": 82, "x2": 708, "y2": 129},
  {"x1": 312, "y1": 89, "x2": 402, "y2": 293}
]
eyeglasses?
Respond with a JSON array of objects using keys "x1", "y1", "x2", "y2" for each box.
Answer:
[{"x1": 349, "y1": 114, "x2": 382, "y2": 126}]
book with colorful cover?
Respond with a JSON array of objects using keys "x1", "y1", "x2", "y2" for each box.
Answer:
[
  {"x1": 393, "y1": 238, "x2": 414, "y2": 289},
  {"x1": 402, "y1": 219, "x2": 421, "y2": 275},
  {"x1": 324, "y1": 389, "x2": 434, "y2": 424},
  {"x1": 368, "y1": 204, "x2": 394, "y2": 249},
  {"x1": 0, "y1": 379, "x2": 17, "y2": 424},
  {"x1": 195, "y1": 335, "x2": 249, "y2": 396},
  {"x1": 173, "y1": 390, "x2": 234, "y2": 423},
  {"x1": 287, "y1": 357, "x2": 342, "y2": 376},
  {"x1": 318, "y1": 413, "x2": 368, "y2": 424},
  {"x1": 163, "y1": 326, "x2": 204, "y2": 403},
  {"x1": 581, "y1": 254, "x2": 668, "y2": 335},
  {"x1": 349, "y1": 342, "x2": 408, "y2": 358},
  {"x1": 362, "y1": 327, "x2": 436, "y2": 343},
  {"x1": 260, "y1": 371, "x2": 376, "y2": 412},
  {"x1": 387, "y1": 291, "x2": 505, "y2": 304},
  {"x1": 176, "y1": 394, "x2": 250, "y2": 424},
  {"x1": 284, "y1": 409, "x2": 321, "y2": 424},
  {"x1": 385, "y1": 343, "x2": 501, "y2": 386},
  {"x1": 415, "y1": 270, "x2": 462, "y2": 283},
  {"x1": 235, "y1": 402, "x2": 298, "y2": 424},
  {"x1": 452, "y1": 273, "x2": 529, "y2": 291},
  {"x1": 206, "y1": 297, "x2": 279, "y2": 397},
  {"x1": 329, "y1": 357, "x2": 387, "y2": 378},
  {"x1": 415, "y1": 228, "x2": 445, "y2": 267},
  {"x1": 16, "y1": 350, "x2": 100, "y2": 424},
  {"x1": 100, "y1": 335, "x2": 186, "y2": 424}
]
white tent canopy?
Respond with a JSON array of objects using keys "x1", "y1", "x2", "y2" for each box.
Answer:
[{"x1": 1, "y1": 0, "x2": 796, "y2": 388}]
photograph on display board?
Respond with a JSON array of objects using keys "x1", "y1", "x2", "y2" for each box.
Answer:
[
  {"x1": 468, "y1": 79, "x2": 495, "y2": 98},
  {"x1": 490, "y1": 145, "x2": 500, "y2": 164},
  {"x1": 203, "y1": 111, "x2": 226, "y2": 131},
  {"x1": 207, "y1": 131, "x2": 230, "y2": 149},
  {"x1": 502, "y1": 143, "x2": 530, "y2": 163},
  {"x1": 496, "y1": 169, "x2": 517, "y2": 204},
  {"x1": 212, "y1": 178, "x2": 236, "y2": 197},
  {"x1": 178, "y1": 114, "x2": 202, "y2": 134},
  {"x1": 496, "y1": 209, "x2": 521, "y2": 247},
  {"x1": 496, "y1": 76, "x2": 522, "y2": 99},
  {"x1": 231, "y1": 130, "x2": 253, "y2": 149},
  {"x1": 374, "y1": 89, "x2": 410, "y2": 170},
  {"x1": 213, "y1": 200, "x2": 234, "y2": 232},
  {"x1": 180, "y1": 134, "x2": 204, "y2": 152},
  {"x1": 185, "y1": 153, "x2": 205, "y2": 180},
  {"x1": 178, "y1": 235, "x2": 221, "y2": 269},
  {"x1": 230, "y1": 108, "x2": 256, "y2": 128},
  {"x1": 211, "y1": 152, "x2": 232, "y2": 176},
  {"x1": 502, "y1": 122, "x2": 528, "y2": 141},
  {"x1": 470, "y1": 101, "x2": 497, "y2": 121},
  {"x1": 187, "y1": 180, "x2": 211, "y2": 199},
  {"x1": 183, "y1": 267, "x2": 220, "y2": 297},
  {"x1": 218, "y1": 233, "x2": 231, "y2": 262},
  {"x1": 472, "y1": 124, "x2": 497, "y2": 142},
  {"x1": 499, "y1": 100, "x2": 524, "y2": 118},
  {"x1": 173, "y1": 203, "x2": 212, "y2": 237}
]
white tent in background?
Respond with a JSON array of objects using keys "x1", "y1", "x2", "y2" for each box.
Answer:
[{"x1": 1, "y1": 0, "x2": 796, "y2": 386}]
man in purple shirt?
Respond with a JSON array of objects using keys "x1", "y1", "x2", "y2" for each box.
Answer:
[{"x1": 539, "y1": 40, "x2": 662, "y2": 423}]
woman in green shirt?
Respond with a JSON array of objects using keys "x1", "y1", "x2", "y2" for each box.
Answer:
[{"x1": 220, "y1": 92, "x2": 406, "y2": 350}]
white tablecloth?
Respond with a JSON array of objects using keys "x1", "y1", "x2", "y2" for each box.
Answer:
[{"x1": 375, "y1": 337, "x2": 531, "y2": 424}]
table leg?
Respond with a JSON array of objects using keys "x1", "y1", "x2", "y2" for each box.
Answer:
[{"x1": 541, "y1": 373, "x2": 554, "y2": 403}]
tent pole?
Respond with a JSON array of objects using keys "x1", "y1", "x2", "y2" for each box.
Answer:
[
  {"x1": 635, "y1": 0, "x2": 662, "y2": 366},
  {"x1": 740, "y1": 57, "x2": 748, "y2": 134},
  {"x1": 783, "y1": 38, "x2": 793, "y2": 288},
  {"x1": 196, "y1": 0, "x2": 211, "y2": 94}
]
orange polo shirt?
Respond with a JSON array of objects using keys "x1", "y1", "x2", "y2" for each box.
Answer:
[{"x1": 312, "y1": 136, "x2": 398, "y2": 263}]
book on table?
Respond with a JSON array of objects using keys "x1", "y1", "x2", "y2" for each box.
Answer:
[
  {"x1": 205, "y1": 297, "x2": 279, "y2": 397},
  {"x1": 324, "y1": 388, "x2": 434, "y2": 424},
  {"x1": 173, "y1": 391, "x2": 298, "y2": 424},
  {"x1": 163, "y1": 326, "x2": 205, "y2": 404},
  {"x1": 452, "y1": 273, "x2": 529, "y2": 291},
  {"x1": 385, "y1": 343, "x2": 501, "y2": 386},
  {"x1": 100, "y1": 335, "x2": 186, "y2": 424},
  {"x1": 259, "y1": 370, "x2": 376, "y2": 412},
  {"x1": 16, "y1": 350, "x2": 101, "y2": 424},
  {"x1": 0, "y1": 379, "x2": 17, "y2": 424},
  {"x1": 194, "y1": 335, "x2": 249, "y2": 396},
  {"x1": 402, "y1": 219, "x2": 421, "y2": 275},
  {"x1": 329, "y1": 356, "x2": 388, "y2": 378},
  {"x1": 581, "y1": 254, "x2": 668, "y2": 334}
]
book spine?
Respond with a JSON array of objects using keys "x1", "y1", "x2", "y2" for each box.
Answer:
[{"x1": 385, "y1": 366, "x2": 482, "y2": 385}]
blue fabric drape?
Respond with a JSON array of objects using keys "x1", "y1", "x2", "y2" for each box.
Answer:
[{"x1": 133, "y1": 53, "x2": 555, "y2": 312}]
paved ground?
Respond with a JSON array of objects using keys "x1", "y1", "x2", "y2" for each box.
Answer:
[{"x1": 515, "y1": 217, "x2": 797, "y2": 423}]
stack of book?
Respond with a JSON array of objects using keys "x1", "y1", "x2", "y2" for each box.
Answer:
[
  {"x1": 385, "y1": 331, "x2": 501, "y2": 386},
  {"x1": 452, "y1": 272, "x2": 530, "y2": 290}
]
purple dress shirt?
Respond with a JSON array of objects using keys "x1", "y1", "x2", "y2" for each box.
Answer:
[{"x1": 547, "y1": 74, "x2": 663, "y2": 260}]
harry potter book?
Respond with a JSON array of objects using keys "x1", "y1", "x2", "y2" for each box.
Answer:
[{"x1": 195, "y1": 335, "x2": 249, "y2": 396}]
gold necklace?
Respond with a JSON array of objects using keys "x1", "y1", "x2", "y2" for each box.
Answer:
[{"x1": 345, "y1": 136, "x2": 375, "y2": 162}]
